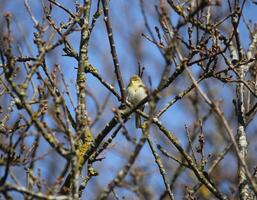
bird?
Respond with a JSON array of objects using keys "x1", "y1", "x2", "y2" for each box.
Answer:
[{"x1": 126, "y1": 75, "x2": 147, "y2": 128}]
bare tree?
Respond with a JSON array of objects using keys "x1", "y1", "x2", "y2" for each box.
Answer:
[{"x1": 0, "y1": 0, "x2": 257, "y2": 199}]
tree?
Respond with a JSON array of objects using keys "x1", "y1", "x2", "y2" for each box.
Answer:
[{"x1": 0, "y1": 0, "x2": 257, "y2": 199}]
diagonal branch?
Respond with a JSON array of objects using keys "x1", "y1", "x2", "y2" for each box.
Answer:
[{"x1": 101, "y1": 0, "x2": 126, "y2": 104}]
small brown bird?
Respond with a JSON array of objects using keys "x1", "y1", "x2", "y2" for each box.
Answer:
[{"x1": 126, "y1": 75, "x2": 147, "y2": 128}]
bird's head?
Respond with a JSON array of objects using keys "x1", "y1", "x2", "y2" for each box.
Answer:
[{"x1": 129, "y1": 75, "x2": 142, "y2": 85}]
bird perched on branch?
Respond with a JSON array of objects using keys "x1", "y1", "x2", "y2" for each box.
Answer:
[{"x1": 126, "y1": 75, "x2": 147, "y2": 128}]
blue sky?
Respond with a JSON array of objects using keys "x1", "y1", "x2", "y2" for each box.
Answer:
[{"x1": 1, "y1": 0, "x2": 257, "y2": 199}]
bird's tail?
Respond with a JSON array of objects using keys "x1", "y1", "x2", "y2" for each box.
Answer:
[{"x1": 135, "y1": 113, "x2": 141, "y2": 128}]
